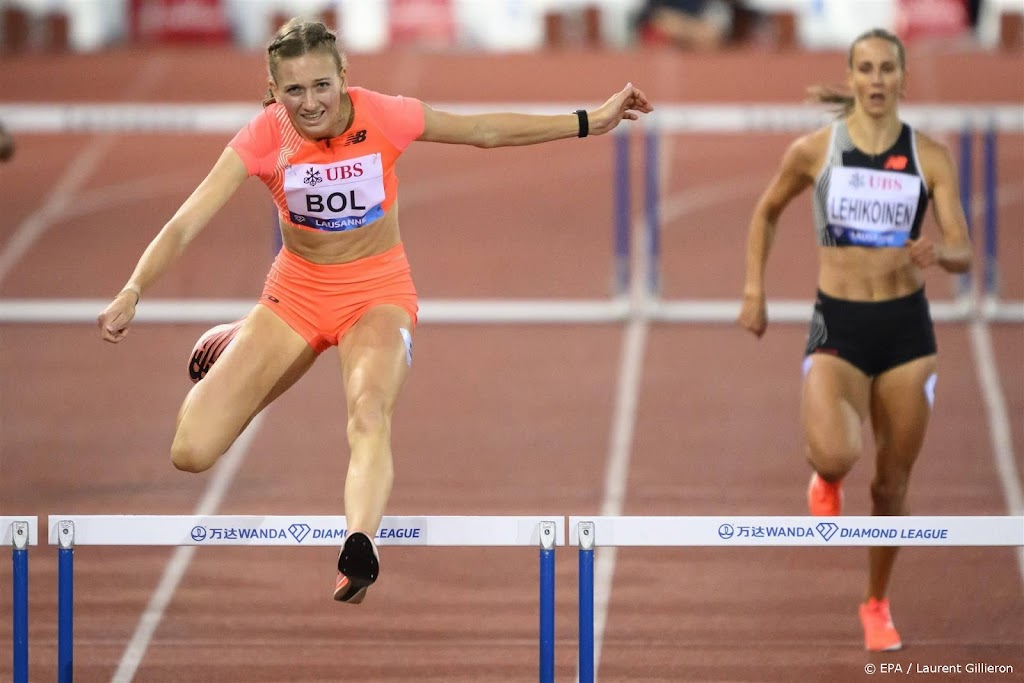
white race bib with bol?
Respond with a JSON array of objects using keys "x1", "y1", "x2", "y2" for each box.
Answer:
[{"x1": 284, "y1": 152, "x2": 386, "y2": 231}]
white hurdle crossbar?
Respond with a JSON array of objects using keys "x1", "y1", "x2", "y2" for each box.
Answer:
[
  {"x1": 48, "y1": 514, "x2": 564, "y2": 683},
  {"x1": 570, "y1": 515, "x2": 1024, "y2": 683}
]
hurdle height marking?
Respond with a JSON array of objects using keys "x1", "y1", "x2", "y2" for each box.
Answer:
[{"x1": 49, "y1": 515, "x2": 564, "y2": 683}]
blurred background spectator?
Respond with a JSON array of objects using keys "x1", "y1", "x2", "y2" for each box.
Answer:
[
  {"x1": 0, "y1": 0, "x2": 1019, "y2": 53},
  {"x1": 633, "y1": 0, "x2": 751, "y2": 50}
]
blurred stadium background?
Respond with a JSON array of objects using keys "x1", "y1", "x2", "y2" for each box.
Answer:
[{"x1": 0, "y1": 0, "x2": 1021, "y2": 54}]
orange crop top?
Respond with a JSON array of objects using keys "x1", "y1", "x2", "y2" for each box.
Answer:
[{"x1": 228, "y1": 87, "x2": 425, "y2": 232}]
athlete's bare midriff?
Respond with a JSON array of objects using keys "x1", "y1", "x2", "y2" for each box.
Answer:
[
  {"x1": 817, "y1": 246, "x2": 924, "y2": 301},
  {"x1": 281, "y1": 202, "x2": 402, "y2": 264}
]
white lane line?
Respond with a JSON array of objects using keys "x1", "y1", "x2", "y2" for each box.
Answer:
[
  {"x1": 583, "y1": 134, "x2": 670, "y2": 681},
  {"x1": 968, "y1": 320, "x2": 1024, "y2": 584},
  {"x1": 590, "y1": 316, "x2": 647, "y2": 681},
  {"x1": 110, "y1": 413, "x2": 266, "y2": 683}
]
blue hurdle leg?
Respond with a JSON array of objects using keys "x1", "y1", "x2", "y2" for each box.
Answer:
[
  {"x1": 538, "y1": 520, "x2": 556, "y2": 683},
  {"x1": 58, "y1": 521, "x2": 75, "y2": 683},
  {"x1": 539, "y1": 547, "x2": 555, "y2": 683},
  {"x1": 644, "y1": 128, "x2": 660, "y2": 297},
  {"x1": 614, "y1": 130, "x2": 632, "y2": 297},
  {"x1": 983, "y1": 125, "x2": 998, "y2": 297},
  {"x1": 578, "y1": 522, "x2": 595, "y2": 683},
  {"x1": 957, "y1": 127, "x2": 973, "y2": 298},
  {"x1": 12, "y1": 522, "x2": 29, "y2": 683}
]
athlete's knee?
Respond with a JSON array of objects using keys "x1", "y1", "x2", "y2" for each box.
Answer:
[
  {"x1": 870, "y1": 474, "x2": 910, "y2": 513},
  {"x1": 806, "y1": 441, "x2": 860, "y2": 480},
  {"x1": 347, "y1": 393, "x2": 392, "y2": 442},
  {"x1": 170, "y1": 433, "x2": 221, "y2": 473}
]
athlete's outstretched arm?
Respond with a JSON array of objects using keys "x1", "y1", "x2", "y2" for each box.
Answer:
[
  {"x1": 418, "y1": 83, "x2": 652, "y2": 148},
  {"x1": 98, "y1": 148, "x2": 249, "y2": 342},
  {"x1": 738, "y1": 133, "x2": 818, "y2": 338},
  {"x1": 907, "y1": 135, "x2": 971, "y2": 273}
]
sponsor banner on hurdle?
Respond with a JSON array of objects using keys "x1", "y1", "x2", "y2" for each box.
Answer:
[
  {"x1": 48, "y1": 515, "x2": 564, "y2": 547},
  {"x1": 1, "y1": 516, "x2": 38, "y2": 546},
  {"x1": 569, "y1": 516, "x2": 1024, "y2": 547}
]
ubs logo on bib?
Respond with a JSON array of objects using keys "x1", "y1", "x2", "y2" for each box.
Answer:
[{"x1": 304, "y1": 168, "x2": 323, "y2": 187}]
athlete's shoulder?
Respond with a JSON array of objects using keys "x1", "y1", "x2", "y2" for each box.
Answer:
[
  {"x1": 799, "y1": 123, "x2": 834, "y2": 152},
  {"x1": 350, "y1": 86, "x2": 424, "y2": 150},
  {"x1": 229, "y1": 102, "x2": 289, "y2": 176},
  {"x1": 908, "y1": 124, "x2": 947, "y2": 156},
  {"x1": 783, "y1": 124, "x2": 831, "y2": 174},
  {"x1": 351, "y1": 86, "x2": 421, "y2": 110},
  {"x1": 910, "y1": 126, "x2": 955, "y2": 180}
]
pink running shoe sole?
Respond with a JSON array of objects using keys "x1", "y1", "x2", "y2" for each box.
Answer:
[
  {"x1": 807, "y1": 472, "x2": 843, "y2": 516},
  {"x1": 187, "y1": 320, "x2": 244, "y2": 383}
]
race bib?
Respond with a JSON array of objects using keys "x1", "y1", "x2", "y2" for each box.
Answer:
[
  {"x1": 826, "y1": 167, "x2": 921, "y2": 247},
  {"x1": 284, "y1": 153, "x2": 386, "y2": 231}
]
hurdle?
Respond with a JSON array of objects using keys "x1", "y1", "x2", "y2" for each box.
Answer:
[
  {"x1": 0, "y1": 102, "x2": 1020, "y2": 325},
  {"x1": 3, "y1": 516, "x2": 38, "y2": 683},
  {"x1": 48, "y1": 514, "x2": 563, "y2": 683},
  {"x1": 569, "y1": 515, "x2": 1024, "y2": 683},
  {"x1": 631, "y1": 104, "x2": 1024, "y2": 324}
]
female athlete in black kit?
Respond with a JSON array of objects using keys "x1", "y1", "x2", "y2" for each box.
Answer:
[{"x1": 737, "y1": 28, "x2": 971, "y2": 652}]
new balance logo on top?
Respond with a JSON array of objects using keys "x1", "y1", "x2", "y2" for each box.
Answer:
[
  {"x1": 344, "y1": 130, "x2": 367, "y2": 146},
  {"x1": 883, "y1": 154, "x2": 908, "y2": 171}
]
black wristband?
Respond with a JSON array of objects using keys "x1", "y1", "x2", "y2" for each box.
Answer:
[{"x1": 574, "y1": 109, "x2": 588, "y2": 138}]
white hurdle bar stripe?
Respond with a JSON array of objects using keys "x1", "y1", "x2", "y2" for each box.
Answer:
[
  {"x1": 569, "y1": 515, "x2": 1024, "y2": 546},
  {"x1": 48, "y1": 515, "x2": 562, "y2": 683},
  {"x1": 48, "y1": 514, "x2": 565, "y2": 546},
  {"x1": 3, "y1": 516, "x2": 38, "y2": 683},
  {"x1": 2, "y1": 103, "x2": 1021, "y2": 135},
  {"x1": 4, "y1": 297, "x2": 1023, "y2": 324},
  {"x1": 570, "y1": 515, "x2": 1024, "y2": 683}
]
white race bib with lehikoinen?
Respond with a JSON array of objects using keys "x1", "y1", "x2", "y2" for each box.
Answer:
[
  {"x1": 284, "y1": 152, "x2": 386, "y2": 231},
  {"x1": 826, "y1": 166, "x2": 922, "y2": 247}
]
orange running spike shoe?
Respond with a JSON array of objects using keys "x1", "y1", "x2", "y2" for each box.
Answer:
[
  {"x1": 859, "y1": 597, "x2": 903, "y2": 652},
  {"x1": 807, "y1": 472, "x2": 843, "y2": 516},
  {"x1": 334, "y1": 531, "x2": 379, "y2": 604},
  {"x1": 188, "y1": 319, "x2": 244, "y2": 383}
]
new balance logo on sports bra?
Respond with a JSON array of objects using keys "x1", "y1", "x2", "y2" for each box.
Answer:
[
  {"x1": 826, "y1": 167, "x2": 922, "y2": 247},
  {"x1": 284, "y1": 152, "x2": 386, "y2": 231}
]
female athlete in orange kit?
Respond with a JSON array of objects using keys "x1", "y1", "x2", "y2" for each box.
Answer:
[{"x1": 98, "y1": 17, "x2": 652, "y2": 604}]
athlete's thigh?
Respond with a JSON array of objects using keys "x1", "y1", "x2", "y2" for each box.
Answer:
[
  {"x1": 179, "y1": 305, "x2": 319, "y2": 441},
  {"x1": 801, "y1": 354, "x2": 872, "y2": 450},
  {"x1": 869, "y1": 355, "x2": 937, "y2": 469},
  {"x1": 337, "y1": 305, "x2": 414, "y2": 409}
]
